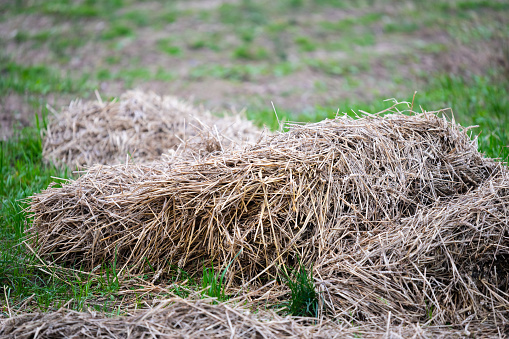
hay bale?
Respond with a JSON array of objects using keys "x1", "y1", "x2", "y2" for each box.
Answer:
[
  {"x1": 42, "y1": 90, "x2": 263, "y2": 168},
  {"x1": 29, "y1": 109, "x2": 509, "y2": 326}
]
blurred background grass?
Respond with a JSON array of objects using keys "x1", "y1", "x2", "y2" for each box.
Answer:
[
  {"x1": 1, "y1": 0, "x2": 507, "y2": 157},
  {"x1": 0, "y1": 0, "x2": 508, "y2": 313}
]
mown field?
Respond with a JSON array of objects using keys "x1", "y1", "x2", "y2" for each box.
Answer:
[{"x1": 1, "y1": 0, "x2": 509, "y2": 330}]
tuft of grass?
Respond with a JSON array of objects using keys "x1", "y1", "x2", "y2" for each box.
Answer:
[
  {"x1": 384, "y1": 20, "x2": 420, "y2": 34},
  {"x1": 13, "y1": 30, "x2": 30, "y2": 43},
  {"x1": 443, "y1": 0, "x2": 509, "y2": 11},
  {"x1": 96, "y1": 66, "x2": 175, "y2": 87},
  {"x1": 101, "y1": 23, "x2": 134, "y2": 40},
  {"x1": 41, "y1": 2, "x2": 99, "y2": 18},
  {"x1": 280, "y1": 262, "x2": 318, "y2": 318},
  {"x1": 232, "y1": 44, "x2": 269, "y2": 60},
  {"x1": 314, "y1": 0, "x2": 347, "y2": 9},
  {"x1": 157, "y1": 38, "x2": 182, "y2": 56},
  {"x1": 201, "y1": 266, "x2": 228, "y2": 302},
  {"x1": 295, "y1": 36, "x2": 317, "y2": 52},
  {"x1": 320, "y1": 13, "x2": 383, "y2": 32},
  {"x1": 186, "y1": 32, "x2": 224, "y2": 51},
  {"x1": 201, "y1": 251, "x2": 241, "y2": 302}
]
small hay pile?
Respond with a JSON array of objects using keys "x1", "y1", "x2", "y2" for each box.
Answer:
[
  {"x1": 29, "y1": 108, "x2": 509, "y2": 329},
  {"x1": 43, "y1": 90, "x2": 263, "y2": 168},
  {"x1": 0, "y1": 298, "x2": 351, "y2": 339}
]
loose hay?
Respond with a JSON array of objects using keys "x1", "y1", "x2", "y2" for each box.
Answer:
[
  {"x1": 29, "y1": 107, "x2": 509, "y2": 330},
  {"x1": 0, "y1": 299, "x2": 501, "y2": 338},
  {"x1": 42, "y1": 90, "x2": 263, "y2": 168},
  {"x1": 1, "y1": 298, "x2": 338, "y2": 339}
]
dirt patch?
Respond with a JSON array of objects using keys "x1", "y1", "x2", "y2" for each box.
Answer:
[{"x1": 0, "y1": 94, "x2": 34, "y2": 140}]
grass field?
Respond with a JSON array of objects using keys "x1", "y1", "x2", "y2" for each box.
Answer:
[{"x1": 1, "y1": 0, "x2": 508, "y2": 324}]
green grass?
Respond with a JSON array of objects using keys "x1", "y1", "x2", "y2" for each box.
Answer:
[
  {"x1": 12, "y1": 27, "x2": 88, "y2": 61},
  {"x1": 295, "y1": 36, "x2": 317, "y2": 52},
  {"x1": 0, "y1": 60, "x2": 90, "y2": 96},
  {"x1": 320, "y1": 13, "x2": 383, "y2": 32},
  {"x1": 246, "y1": 71, "x2": 509, "y2": 163},
  {"x1": 122, "y1": 10, "x2": 151, "y2": 27},
  {"x1": 232, "y1": 44, "x2": 269, "y2": 60},
  {"x1": 218, "y1": 1, "x2": 266, "y2": 26},
  {"x1": 97, "y1": 67, "x2": 176, "y2": 87},
  {"x1": 186, "y1": 32, "x2": 224, "y2": 51},
  {"x1": 157, "y1": 38, "x2": 182, "y2": 56},
  {"x1": 384, "y1": 20, "x2": 420, "y2": 34},
  {"x1": 280, "y1": 262, "x2": 318, "y2": 317},
  {"x1": 3, "y1": 0, "x2": 124, "y2": 19},
  {"x1": 188, "y1": 61, "x2": 301, "y2": 81},
  {"x1": 0, "y1": 118, "x2": 135, "y2": 314},
  {"x1": 101, "y1": 23, "x2": 134, "y2": 40},
  {"x1": 0, "y1": 118, "x2": 71, "y2": 313},
  {"x1": 413, "y1": 73, "x2": 509, "y2": 161}
]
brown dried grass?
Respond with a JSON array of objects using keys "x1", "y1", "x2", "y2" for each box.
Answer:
[
  {"x1": 28, "y1": 105, "x2": 509, "y2": 332},
  {"x1": 42, "y1": 90, "x2": 263, "y2": 168},
  {"x1": 0, "y1": 298, "x2": 502, "y2": 338}
]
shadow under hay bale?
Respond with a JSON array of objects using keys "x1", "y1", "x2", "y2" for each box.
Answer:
[
  {"x1": 43, "y1": 90, "x2": 263, "y2": 168},
  {"x1": 29, "y1": 108, "x2": 509, "y2": 327}
]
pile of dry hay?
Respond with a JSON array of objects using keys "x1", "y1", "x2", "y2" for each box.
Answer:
[
  {"x1": 0, "y1": 298, "x2": 491, "y2": 338},
  {"x1": 1, "y1": 298, "x2": 332, "y2": 338},
  {"x1": 42, "y1": 90, "x2": 263, "y2": 168},
  {"x1": 29, "y1": 107, "x2": 509, "y2": 330}
]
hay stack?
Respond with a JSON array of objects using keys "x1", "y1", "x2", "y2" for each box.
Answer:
[
  {"x1": 29, "y1": 109, "x2": 509, "y2": 326},
  {"x1": 42, "y1": 90, "x2": 263, "y2": 168}
]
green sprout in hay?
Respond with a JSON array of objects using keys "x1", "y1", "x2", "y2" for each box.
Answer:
[
  {"x1": 280, "y1": 261, "x2": 318, "y2": 318},
  {"x1": 202, "y1": 250, "x2": 242, "y2": 302}
]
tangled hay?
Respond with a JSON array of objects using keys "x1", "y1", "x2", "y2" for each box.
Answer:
[
  {"x1": 0, "y1": 298, "x2": 335, "y2": 338},
  {"x1": 42, "y1": 90, "x2": 263, "y2": 168},
  {"x1": 29, "y1": 107, "x2": 509, "y2": 329},
  {"x1": 1, "y1": 298, "x2": 488, "y2": 338}
]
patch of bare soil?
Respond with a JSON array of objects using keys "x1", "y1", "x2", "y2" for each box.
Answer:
[
  {"x1": 0, "y1": 94, "x2": 33, "y2": 140},
  {"x1": 0, "y1": 92, "x2": 82, "y2": 140}
]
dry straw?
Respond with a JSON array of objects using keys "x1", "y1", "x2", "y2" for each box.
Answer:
[
  {"x1": 0, "y1": 298, "x2": 496, "y2": 338},
  {"x1": 29, "y1": 105, "x2": 509, "y2": 331},
  {"x1": 42, "y1": 90, "x2": 263, "y2": 168}
]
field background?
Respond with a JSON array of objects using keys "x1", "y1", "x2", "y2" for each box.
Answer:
[{"x1": 1, "y1": 0, "x2": 509, "y2": 317}]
